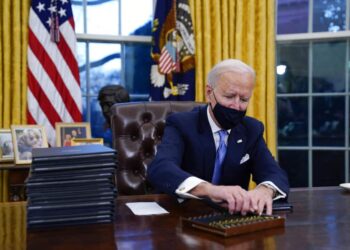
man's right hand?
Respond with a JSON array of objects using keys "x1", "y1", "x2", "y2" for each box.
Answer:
[{"x1": 190, "y1": 182, "x2": 251, "y2": 215}]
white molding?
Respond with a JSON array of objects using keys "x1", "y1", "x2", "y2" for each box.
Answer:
[
  {"x1": 276, "y1": 31, "x2": 350, "y2": 42},
  {"x1": 76, "y1": 33, "x2": 152, "y2": 43}
]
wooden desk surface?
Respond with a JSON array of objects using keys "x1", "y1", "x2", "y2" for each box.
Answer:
[
  {"x1": 114, "y1": 187, "x2": 350, "y2": 249},
  {"x1": 1, "y1": 187, "x2": 350, "y2": 250}
]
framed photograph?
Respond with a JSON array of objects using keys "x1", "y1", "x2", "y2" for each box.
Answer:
[
  {"x1": 0, "y1": 129, "x2": 14, "y2": 162},
  {"x1": 55, "y1": 122, "x2": 91, "y2": 147},
  {"x1": 71, "y1": 138, "x2": 104, "y2": 146},
  {"x1": 11, "y1": 125, "x2": 48, "y2": 164}
]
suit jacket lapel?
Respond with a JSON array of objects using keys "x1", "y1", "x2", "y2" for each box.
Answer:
[
  {"x1": 223, "y1": 123, "x2": 247, "y2": 170},
  {"x1": 197, "y1": 105, "x2": 216, "y2": 181}
]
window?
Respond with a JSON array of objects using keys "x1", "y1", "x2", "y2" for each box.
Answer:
[
  {"x1": 277, "y1": 0, "x2": 349, "y2": 187},
  {"x1": 72, "y1": 0, "x2": 153, "y2": 139}
]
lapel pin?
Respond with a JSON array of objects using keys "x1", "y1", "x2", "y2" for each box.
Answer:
[{"x1": 237, "y1": 139, "x2": 243, "y2": 143}]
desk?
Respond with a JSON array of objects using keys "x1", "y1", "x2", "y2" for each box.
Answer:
[
  {"x1": 1, "y1": 187, "x2": 350, "y2": 249},
  {"x1": 115, "y1": 187, "x2": 350, "y2": 249}
]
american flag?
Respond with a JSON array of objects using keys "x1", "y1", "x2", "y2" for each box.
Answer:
[
  {"x1": 159, "y1": 41, "x2": 178, "y2": 74},
  {"x1": 27, "y1": 0, "x2": 81, "y2": 146}
]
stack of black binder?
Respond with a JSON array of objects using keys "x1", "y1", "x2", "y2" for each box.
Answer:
[{"x1": 26, "y1": 144, "x2": 117, "y2": 229}]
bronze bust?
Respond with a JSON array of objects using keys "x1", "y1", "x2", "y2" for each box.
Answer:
[{"x1": 98, "y1": 85, "x2": 130, "y2": 127}]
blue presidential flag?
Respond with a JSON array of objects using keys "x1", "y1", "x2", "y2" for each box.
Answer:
[{"x1": 150, "y1": 0, "x2": 195, "y2": 101}]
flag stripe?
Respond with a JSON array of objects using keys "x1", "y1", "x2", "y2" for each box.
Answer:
[
  {"x1": 27, "y1": 69, "x2": 62, "y2": 127},
  {"x1": 160, "y1": 59, "x2": 171, "y2": 72},
  {"x1": 160, "y1": 55, "x2": 171, "y2": 67},
  {"x1": 58, "y1": 21, "x2": 80, "y2": 84},
  {"x1": 28, "y1": 45, "x2": 73, "y2": 122},
  {"x1": 27, "y1": 90, "x2": 56, "y2": 146},
  {"x1": 28, "y1": 29, "x2": 80, "y2": 121},
  {"x1": 27, "y1": 108, "x2": 36, "y2": 124},
  {"x1": 159, "y1": 47, "x2": 176, "y2": 74}
]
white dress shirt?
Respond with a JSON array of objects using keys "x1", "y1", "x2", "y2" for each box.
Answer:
[{"x1": 175, "y1": 106, "x2": 286, "y2": 200}]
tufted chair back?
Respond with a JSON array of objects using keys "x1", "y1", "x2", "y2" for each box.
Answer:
[{"x1": 110, "y1": 101, "x2": 203, "y2": 195}]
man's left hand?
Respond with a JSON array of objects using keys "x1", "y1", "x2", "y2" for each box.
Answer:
[{"x1": 248, "y1": 185, "x2": 274, "y2": 215}]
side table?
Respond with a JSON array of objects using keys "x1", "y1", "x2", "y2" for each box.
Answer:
[{"x1": 0, "y1": 163, "x2": 30, "y2": 201}]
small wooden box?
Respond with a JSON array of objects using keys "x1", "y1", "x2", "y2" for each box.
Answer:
[{"x1": 182, "y1": 212, "x2": 285, "y2": 237}]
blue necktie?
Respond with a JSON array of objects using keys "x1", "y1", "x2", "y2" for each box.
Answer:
[{"x1": 212, "y1": 130, "x2": 228, "y2": 184}]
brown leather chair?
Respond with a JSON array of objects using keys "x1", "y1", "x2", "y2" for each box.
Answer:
[{"x1": 110, "y1": 101, "x2": 204, "y2": 195}]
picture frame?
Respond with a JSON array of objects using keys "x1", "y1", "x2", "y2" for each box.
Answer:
[
  {"x1": 71, "y1": 138, "x2": 104, "y2": 146},
  {"x1": 11, "y1": 125, "x2": 48, "y2": 164},
  {"x1": 0, "y1": 129, "x2": 15, "y2": 162},
  {"x1": 55, "y1": 122, "x2": 91, "y2": 147}
]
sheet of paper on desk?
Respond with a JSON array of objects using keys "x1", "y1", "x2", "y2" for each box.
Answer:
[{"x1": 126, "y1": 202, "x2": 169, "y2": 216}]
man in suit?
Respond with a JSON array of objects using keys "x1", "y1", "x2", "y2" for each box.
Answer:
[{"x1": 147, "y1": 59, "x2": 289, "y2": 215}]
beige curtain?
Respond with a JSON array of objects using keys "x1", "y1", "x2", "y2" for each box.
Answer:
[
  {"x1": 0, "y1": 202, "x2": 26, "y2": 250},
  {"x1": 0, "y1": 0, "x2": 29, "y2": 202}
]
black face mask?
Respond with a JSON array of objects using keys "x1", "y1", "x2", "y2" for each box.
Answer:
[{"x1": 211, "y1": 93, "x2": 246, "y2": 130}]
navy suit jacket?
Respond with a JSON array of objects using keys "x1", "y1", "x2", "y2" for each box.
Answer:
[{"x1": 147, "y1": 105, "x2": 289, "y2": 196}]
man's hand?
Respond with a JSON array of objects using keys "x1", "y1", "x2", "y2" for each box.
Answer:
[
  {"x1": 190, "y1": 182, "x2": 251, "y2": 215},
  {"x1": 248, "y1": 185, "x2": 274, "y2": 215}
]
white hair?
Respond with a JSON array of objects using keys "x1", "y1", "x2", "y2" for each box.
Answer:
[{"x1": 207, "y1": 59, "x2": 256, "y2": 88}]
